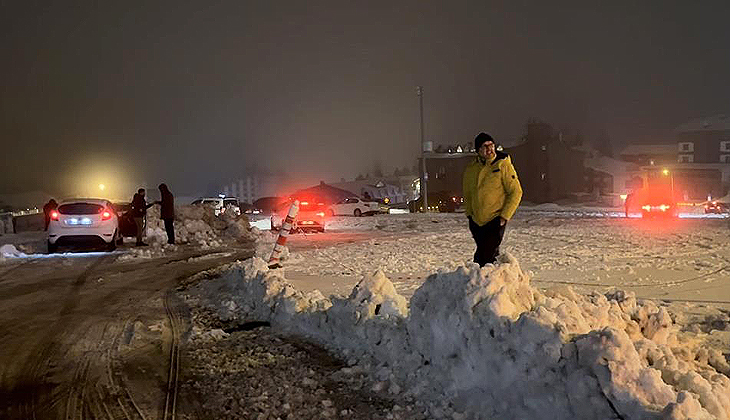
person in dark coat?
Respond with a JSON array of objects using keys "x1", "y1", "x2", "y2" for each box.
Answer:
[
  {"x1": 42, "y1": 198, "x2": 58, "y2": 231},
  {"x1": 624, "y1": 192, "x2": 634, "y2": 218},
  {"x1": 131, "y1": 188, "x2": 154, "y2": 246},
  {"x1": 158, "y1": 183, "x2": 175, "y2": 244}
]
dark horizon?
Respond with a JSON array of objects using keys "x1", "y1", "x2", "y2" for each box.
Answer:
[{"x1": 2, "y1": 1, "x2": 729, "y2": 198}]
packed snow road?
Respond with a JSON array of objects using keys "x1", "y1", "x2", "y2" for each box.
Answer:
[{"x1": 0, "y1": 244, "x2": 254, "y2": 420}]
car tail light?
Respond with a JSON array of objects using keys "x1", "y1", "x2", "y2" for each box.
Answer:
[
  {"x1": 300, "y1": 201, "x2": 309, "y2": 205},
  {"x1": 659, "y1": 204, "x2": 670, "y2": 211},
  {"x1": 50, "y1": 211, "x2": 59, "y2": 220},
  {"x1": 315, "y1": 212, "x2": 325, "y2": 217},
  {"x1": 101, "y1": 209, "x2": 112, "y2": 220},
  {"x1": 641, "y1": 205, "x2": 651, "y2": 211}
]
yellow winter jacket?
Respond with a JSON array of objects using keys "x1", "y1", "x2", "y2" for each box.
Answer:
[{"x1": 462, "y1": 152, "x2": 523, "y2": 226}]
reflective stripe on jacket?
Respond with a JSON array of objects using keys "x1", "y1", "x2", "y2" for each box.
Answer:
[{"x1": 462, "y1": 152, "x2": 523, "y2": 226}]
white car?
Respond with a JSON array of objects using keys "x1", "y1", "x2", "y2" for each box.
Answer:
[
  {"x1": 327, "y1": 197, "x2": 380, "y2": 217},
  {"x1": 191, "y1": 197, "x2": 241, "y2": 216},
  {"x1": 47, "y1": 199, "x2": 120, "y2": 253}
]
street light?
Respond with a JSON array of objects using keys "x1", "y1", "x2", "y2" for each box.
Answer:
[
  {"x1": 99, "y1": 183, "x2": 106, "y2": 191},
  {"x1": 662, "y1": 169, "x2": 674, "y2": 199},
  {"x1": 416, "y1": 86, "x2": 428, "y2": 212}
]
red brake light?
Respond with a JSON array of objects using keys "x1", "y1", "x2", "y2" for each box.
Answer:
[
  {"x1": 300, "y1": 201, "x2": 309, "y2": 205},
  {"x1": 102, "y1": 209, "x2": 112, "y2": 220},
  {"x1": 50, "y1": 211, "x2": 59, "y2": 220},
  {"x1": 315, "y1": 212, "x2": 325, "y2": 217}
]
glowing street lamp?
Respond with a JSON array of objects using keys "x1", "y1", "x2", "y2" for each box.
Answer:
[
  {"x1": 99, "y1": 183, "x2": 106, "y2": 191},
  {"x1": 662, "y1": 169, "x2": 674, "y2": 199}
]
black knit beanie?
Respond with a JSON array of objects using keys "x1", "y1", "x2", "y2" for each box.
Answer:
[{"x1": 474, "y1": 132, "x2": 494, "y2": 150}]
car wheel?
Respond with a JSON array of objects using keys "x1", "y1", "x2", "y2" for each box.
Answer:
[
  {"x1": 354, "y1": 208, "x2": 362, "y2": 217},
  {"x1": 107, "y1": 231, "x2": 118, "y2": 251},
  {"x1": 47, "y1": 240, "x2": 57, "y2": 254},
  {"x1": 328, "y1": 209, "x2": 335, "y2": 217}
]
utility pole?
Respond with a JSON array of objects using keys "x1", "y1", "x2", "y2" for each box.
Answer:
[{"x1": 417, "y1": 86, "x2": 428, "y2": 212}]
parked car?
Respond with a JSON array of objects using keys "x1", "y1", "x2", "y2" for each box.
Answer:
[
  {"x1": 112, "y1": 202, "x2": 143, "y2": 242},
  {"x1": 191, "y1": 196, "x2": 241, "y2": 216},
  {"x1": 640, "y1": 196, "x2": 678, "y2": 218},
  {"x1": 408, "y1": 192, "x2": 462, "y2": 213},
  {"x1": 251, "y1": 196, "x2": 288, "y2": 215},
  {"x1": 47, "y1": 199, "x2": 119, "y2": 253},
  {"x1": 704, "y1": 201, "x2": 729, "y2": 214},
  {"x1": 271, "y1": 200, "x2": 327, "y2": 233},
  {"x1": 327, "y1": 197, "x2": 382, "y2": 217}
]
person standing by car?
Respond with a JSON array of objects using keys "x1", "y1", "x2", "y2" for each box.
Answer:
[
  {"x1": 42, "y1": 198, "x2": 58, "y2": 231},
  {"x1": 462, "y1": 133, "x2": 522, "y2": 267},
  {"x1": 158, "y1": 183, "x2": 175, "y2": 244},
  {"x1": 131, "y1": 188, "x2": 154, "y2": 246},
  {"x1": 624, "y1": 192, "x2": 634, "y2": 218}
]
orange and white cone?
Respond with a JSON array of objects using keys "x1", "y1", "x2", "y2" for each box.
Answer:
[{"x1": 268, "y1": 200, "x2": 299, "y2": 268}]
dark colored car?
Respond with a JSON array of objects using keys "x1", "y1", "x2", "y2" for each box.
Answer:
[
  {"x1": 112, "y1": 202, "x2": 144, "y2": 243},
  {"x1": 252, "y1": 197, "x2": 288, "y2": 215},
  {"x1": 704, "y1": 201, "x2": 729, "y2": 214},
  {"x1": 640, "y1": 196, "x2": 678, "y2": 218},
  {"x1": 408, "y1": 192, "x2": 463, "y2": 213}
]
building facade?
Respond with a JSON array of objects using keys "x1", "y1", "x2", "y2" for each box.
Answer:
[
  {"x1": 220, "y1": 174, "x2": 288, "y2": 204},
  {"x1": 672, "y1": 115, "x2": 730, "y2": 199}
]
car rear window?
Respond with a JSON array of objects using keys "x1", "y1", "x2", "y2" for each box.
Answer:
[
  {"x1": 224, "y1": 199, "x2": 239, "y2": 206},
  {"x1": 299, "y1": 202, "x2": 326, "y2": 211},
  {"x1": 58, "y1": 203, "x2": 104, "y2": 215}
]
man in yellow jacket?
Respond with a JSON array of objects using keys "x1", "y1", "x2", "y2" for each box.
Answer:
[{"x1": 462, "y1": 133, "x2": 523, "y2": 266}]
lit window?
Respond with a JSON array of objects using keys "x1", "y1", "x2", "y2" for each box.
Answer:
[
  {"x1": 720, "y1": 141, "x2": 730, "y2": 153},
  {"x1": 678, "y1": 142, "x2": 694, "y2": 152}
]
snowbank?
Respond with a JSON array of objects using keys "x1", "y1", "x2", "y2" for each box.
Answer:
[
  {"x1": 187, "y1": 254, "x2": 730, "y2": 420},
  {"x1": 0, "y1": 244, "x2": 26, "y2": 260},
  {"x1": 118, "y1": 205, "x2": 257, "y2": 260}
]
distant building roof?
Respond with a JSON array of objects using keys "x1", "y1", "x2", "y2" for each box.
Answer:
[
  {"x1": 291, "y1": 182, "x2": 356, "y2": 204},
  {"x1": 620, "y1": 144, "x2": 676, "y2": 156},
  {"x1": 585, "y1": 155, "x2": 641, "y2": 175},
  {"x1": 675, "y1": 115, "x2": 730, "y2": 133}
]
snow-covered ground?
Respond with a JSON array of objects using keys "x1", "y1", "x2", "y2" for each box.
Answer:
[
  {"x1": 3, "y1": 204, "x2": 730, "y2": 418},
  {"x1": 205, "y1": 208, "x2": 729, "y2": 419},
  {"x1": 255, "y1": 210, "x2": 730, "y2": 304}
]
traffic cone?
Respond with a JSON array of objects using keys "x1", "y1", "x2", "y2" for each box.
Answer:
[{"x1": 268, "y1": 200, "x2": 299, "y2": 269}]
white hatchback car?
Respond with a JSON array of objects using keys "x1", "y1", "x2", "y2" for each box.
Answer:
[
  {"x1": 327, "y1": 197, "x2": 380, "y2": 217},
  {"x1": 47, "y1": 199, "x2": 119, "y2": 253}
]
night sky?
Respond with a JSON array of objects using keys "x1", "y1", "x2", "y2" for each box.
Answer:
[{"x1": 2, "y1": 1, "x2": 729, "y2": 198}]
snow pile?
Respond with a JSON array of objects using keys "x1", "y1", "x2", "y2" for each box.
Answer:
[
  {"x1": 188, "y1": 255, "x2": 730, "y2": 420},
  {"x1": 145, "y1": 205, "x2": 255, "y2": 248},
  {"x1": 0, "y1": 244, "x2": 27, "y2": 260}
]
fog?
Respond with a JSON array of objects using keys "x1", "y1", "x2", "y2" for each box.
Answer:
[{"x1": 2, "y1": 1, "x2": 729, "y2": 198}]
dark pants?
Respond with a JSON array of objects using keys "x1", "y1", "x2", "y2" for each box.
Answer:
[
  {"x1": 134, "y1": 217, "x2": 145, "y2": 244},
  {"x1": 163, "y1": 218, "x2": 175, "y2": 244},
  {"x1": 468, "y1": 216, "x2": 506, "y2": 267}
]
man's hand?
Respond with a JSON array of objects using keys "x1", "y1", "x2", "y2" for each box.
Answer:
[{"x1": 499, "y1": 217, "x2": 507, "y2": 226}]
